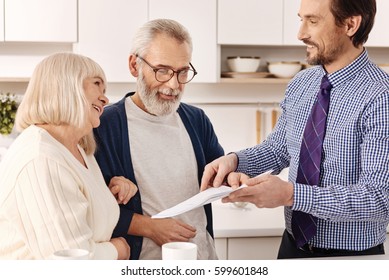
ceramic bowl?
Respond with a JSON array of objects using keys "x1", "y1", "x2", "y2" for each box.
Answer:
[
  {"x1": 227, "y1": 56, "x2": 261, "y2": 72},
  {"x1": 267, "y1": 61, "x2": 302, "y2": 78}
]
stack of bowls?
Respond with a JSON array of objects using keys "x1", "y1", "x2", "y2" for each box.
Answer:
[{"x1": 227, "y1": 56, "x2": 261, "y2": 72}]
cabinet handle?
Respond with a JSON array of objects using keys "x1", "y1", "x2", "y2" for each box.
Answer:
[{"x1": 256, "y1": 110, "x2": 262, "y2": 144}]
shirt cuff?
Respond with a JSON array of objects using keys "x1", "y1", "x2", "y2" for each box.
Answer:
[
  {"x1": 292, "y1": 182, "x2": 314, "y2": 213},
  {"x1": 235, "y1": 151, "x2": 248, "y2": 173}
]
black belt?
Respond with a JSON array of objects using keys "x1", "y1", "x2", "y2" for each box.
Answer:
[
  {"x1": 299, "y1": 242, "x2": 384, "y2": 256},
  {"x1": 278, "y1": 230, "x2": 385, "y2": 259}
]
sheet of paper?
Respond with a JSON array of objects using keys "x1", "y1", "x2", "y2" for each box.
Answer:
[
  {"x1": 151, "y1": 185, "x2": 242, "y2": 219},
  {"x1": 151, "y1": 170, "x2": 273, "y2": 219}
]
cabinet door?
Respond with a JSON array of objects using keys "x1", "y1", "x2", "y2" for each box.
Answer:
[
  {"x1": 75, "y1": 0, "x2": 148, "y2": 83},
  {"x1": 365, "y1": 0, "x2": 389, "y2": 47},
  {"x1": 149, "y1": 0, "x2": 218, "y2": 83},
  {"x1": 283, "y1": 0, "x2": 303, "y2": 46},
  {"x1": 4, "y1": 0, "x2": 77, "y2": 42},
  {"x1": 214, "y1": 238, "x2": 227, "y2": 260},
  {"x1": 218, "y1": 0, "x2": 283, "y2": 45},
  {"x1": 228, "y1": 237, "x2": 281, "y2": 259},
  {"x1": 0, "y1": 0, "x2": 4, "y2": 41}
]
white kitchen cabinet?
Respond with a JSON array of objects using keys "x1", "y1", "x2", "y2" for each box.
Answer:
[
  {"x1": 215, "y1": 236, "x2": 281, "y2": 260},
  {"x1": 149, "y1": 0, "x2": 218, "y2": 83},
  {"x1": 218, "y1": 0, "x2": 283, "y2": 46},
  {"x1": 219, "y1": 0, "x2": 389, "y2": 48},
  {"x1": 283, "y1": 0, "x2": 303, "y2": 46},
  {"x1": 228, "y1": 237, "x2": 281, "y2": 259},
  {"x1": 215, "y1": 238, "x2": 227, "y2": 260},
  {"x1": 77, "y1": 0, "x2": 217, "y2": 83},
  {"x1": 212, "y1": 193, "x2": 286, "y2": 260},
  {"x1": 366, "y1": 0, "x2": 389, "y2": 47},
  {"x1": 0, "y1": 44, "x2": 73, "y2": 79},
  {"x1": 4, "y1": 0, "x2": 77, "y2": 42},
  {"x1": 0, "y1": 0, "x2": 4, "y2": 41},
  {"x1": 75, "y1": 0, "x2": 148, "y2": 83}
]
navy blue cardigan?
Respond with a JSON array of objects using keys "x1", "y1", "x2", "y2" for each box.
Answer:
[{"x1": 93, "y1": 92, "x2": 224, "y2": 260}]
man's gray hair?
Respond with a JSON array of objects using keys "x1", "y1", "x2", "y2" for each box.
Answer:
[{"x1": 130, "y1": 18, "x2": 193, "y2": 56}]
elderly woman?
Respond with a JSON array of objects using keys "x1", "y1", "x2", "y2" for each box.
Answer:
[{"x1": 0, "y1": 53, "x2": 137, "y2": 259}]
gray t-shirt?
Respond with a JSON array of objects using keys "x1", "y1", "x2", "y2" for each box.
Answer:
[{"x1": 125, "y1": 97, "x2": 217, "y2": 260}]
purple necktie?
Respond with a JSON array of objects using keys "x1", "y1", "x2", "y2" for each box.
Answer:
[{"x1": 292, "y1": 75, "x2": 332, "y2": 248}]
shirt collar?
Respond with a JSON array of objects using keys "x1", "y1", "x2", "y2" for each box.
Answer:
[{"x1": 324, "y1": 49, "x2": 369, "y2": 88}]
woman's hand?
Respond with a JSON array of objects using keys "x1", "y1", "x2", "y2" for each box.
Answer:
[
  {"x1": 110, "y1": 237, "x2": 130, "y2": 260},
  {"x1": 108, "y1": 176, "x2": 138, "y2": 204}
]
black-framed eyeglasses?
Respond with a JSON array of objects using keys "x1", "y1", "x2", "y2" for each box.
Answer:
[{"x1": 136, "y1": 54, "x2": 197, "y2": 84}]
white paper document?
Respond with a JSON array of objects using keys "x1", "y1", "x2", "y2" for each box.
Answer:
[
  {"x1": 152, "y1": 170, "x2": 273, "y2": 219},
  {"x1": 152, "y1": 185, "x2": 242, "y2": 219}
]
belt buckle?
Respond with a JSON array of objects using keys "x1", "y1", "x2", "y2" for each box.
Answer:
[{"x1": 299, "y1": 244, "x2": 314, "y2": 253}]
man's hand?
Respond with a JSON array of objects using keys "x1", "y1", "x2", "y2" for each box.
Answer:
[
  {"x1": 223, "y1": 174, "x2": 294, "y2": 208},
  {"x1": 148, "y1": 218, "x2": 197, "y2": 246},
  {"x1": 200, "y1": 153, "x2": 238, "y2": 191},
  {"x1": 129, "y1": 214, "x2": 197, "y2": 247}
]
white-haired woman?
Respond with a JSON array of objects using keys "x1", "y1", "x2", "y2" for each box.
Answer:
[{"x1": 0, "y1": 53, "x2": 136, "y2": 259}]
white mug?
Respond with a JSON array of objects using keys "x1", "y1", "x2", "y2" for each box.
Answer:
[
  {"x1": 162, "y1": 242, "x2": 197, "y2": 260},
  {"x1": 52, "y1": 249, "x2": 90, "y2": 260}
]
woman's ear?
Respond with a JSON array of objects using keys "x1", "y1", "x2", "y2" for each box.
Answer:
[
  {"x1": 129, "y1": 54, "x2": 139, "y2": 77},
  {"x1": 345, "y1": 15, "x2": 362, "y2": 37}
]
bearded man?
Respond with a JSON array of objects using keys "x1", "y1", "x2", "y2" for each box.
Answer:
[{"x1": 94, "y1": 19, "x2": 224, "y2": 260}]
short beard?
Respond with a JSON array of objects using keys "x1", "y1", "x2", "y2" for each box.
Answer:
[
  {"x1": 137, "y1": 71, "x2": 182, "y2": 116},
  {"x1": 304, "y1": 40, "x2": 342, "y2": 66},
  {"x1": 306, "y1": 51, "x2": 336, "y2": 66}
]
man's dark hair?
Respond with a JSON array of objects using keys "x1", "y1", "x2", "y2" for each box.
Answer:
[{"x1": 330, "y1": 0, "x2": 376, "y2": 47}]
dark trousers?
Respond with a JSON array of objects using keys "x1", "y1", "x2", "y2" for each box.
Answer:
[{"x1": 277, "y1": 230, "x2": 385, "y2": 259}]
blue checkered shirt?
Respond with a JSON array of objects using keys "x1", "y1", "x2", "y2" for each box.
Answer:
[{"x1": 236, "y1": 50, "x2": 389, "y2": 250}]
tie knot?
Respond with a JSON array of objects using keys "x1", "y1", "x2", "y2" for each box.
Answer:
[{"x1": 320, "y1": 75, "x2": 333, "y2": 91}]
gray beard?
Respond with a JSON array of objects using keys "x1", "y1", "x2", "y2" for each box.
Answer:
[{"x1": 137, "y1": 72, "x2": 182, "y2": 116}]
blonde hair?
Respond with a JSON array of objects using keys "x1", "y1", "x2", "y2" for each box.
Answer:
[{"x1": 15, "y1": 52, "x2": 107, "y2": 154}]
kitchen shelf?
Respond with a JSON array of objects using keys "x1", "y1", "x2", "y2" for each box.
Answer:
[
  {"x1": 220, "y1": 77, "x2": 290, "y2": 84},
  {"x1": 0, "y1": 78, "x2": 29, "y2": 82}
]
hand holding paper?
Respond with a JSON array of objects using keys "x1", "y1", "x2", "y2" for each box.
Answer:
[{"x1": 152, "y1": 170, "x2": 273, "y2": 219}]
